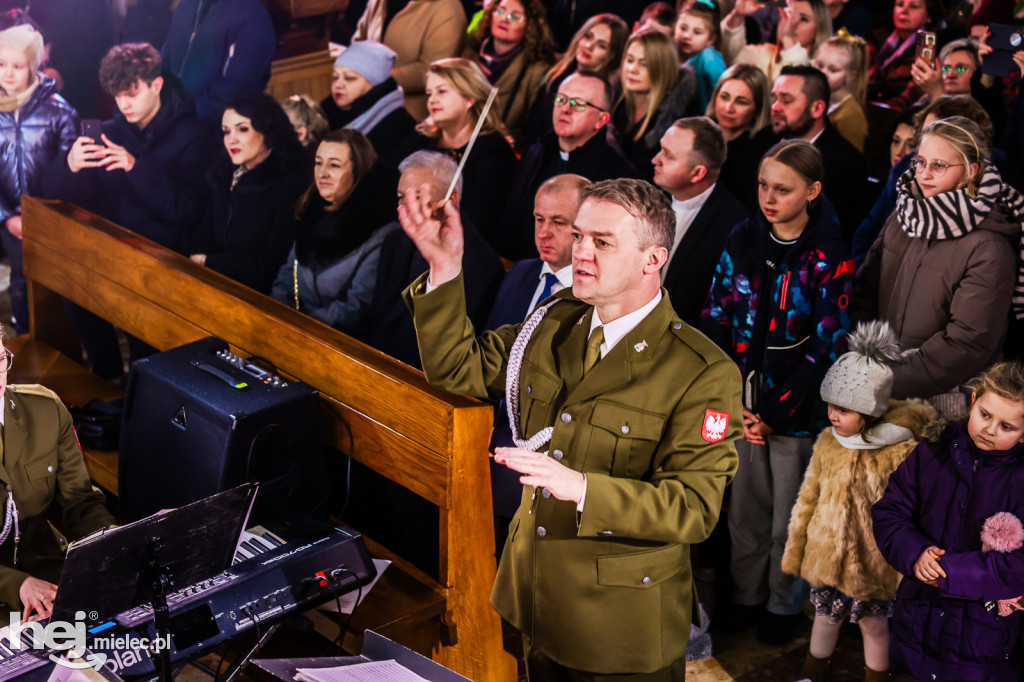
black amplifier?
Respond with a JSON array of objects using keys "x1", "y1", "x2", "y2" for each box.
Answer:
[{"x1": 118, "y1": 337, "x2": 327, "y2": 522}]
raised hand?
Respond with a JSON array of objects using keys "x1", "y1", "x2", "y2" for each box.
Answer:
[
  {"x1": 724, "y1": 0, "x2": 765, "y2": 30},
  {"x1": 397, "y1": 183, "x2": 465, "y2": 287}
]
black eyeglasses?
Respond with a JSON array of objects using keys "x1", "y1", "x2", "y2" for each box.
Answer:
[
  {"x1": 553, "y1": 94, "x2": 606, "y2": 113},
  {"x1": 0, "y1": 350, "x2": 14, "y2": 372}
]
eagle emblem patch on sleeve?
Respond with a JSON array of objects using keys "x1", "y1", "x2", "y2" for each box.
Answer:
[{"x1": 701, "y1": 409, "x2": 730, "y2": 443}]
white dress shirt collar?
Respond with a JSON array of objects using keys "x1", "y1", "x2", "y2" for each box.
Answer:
[{"x1": 588, "y1": 291, "x2": 663, "y2": 358}]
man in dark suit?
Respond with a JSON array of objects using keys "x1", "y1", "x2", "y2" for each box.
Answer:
[
  {"x1": 358, "y1": 150, "x2": 504, "y2": 370},
  {"x1": 500, "y1": 71, "x2": 640, "y2": 260},
  {"x1": 754, "y1": 65, "x2": 869, "y2": 245},
  {"x1": 653, "y1": 117, "x2": 747, "y2": 328},
  {"x1": 486, "y1": 174, "x2": 587, "y2": 331},
  {"x1": 485, "y1": 174, "x2": 586, "y2": 532}
]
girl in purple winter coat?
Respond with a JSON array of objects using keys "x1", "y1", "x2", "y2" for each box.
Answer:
[{"x1": 872, "y1": 362, "x2": 1024, "y2": 682}]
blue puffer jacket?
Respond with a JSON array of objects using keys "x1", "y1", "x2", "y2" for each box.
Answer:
[
  {"x1": 873, "y1": 420, "x2": 1024, "y2": 681},
  {"x1": 700, "y1": 199, "x2": 854, "y2": 438},
  {"x1": 0, "y1": 77, "x2": 79, "y2": 223}
]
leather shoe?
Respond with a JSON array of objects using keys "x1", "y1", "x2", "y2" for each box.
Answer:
[
  {"x1": 755, "y1": 611, "x2": 801, "y2": 645},
  {"x1": 714, "y1": 602, "x2": 765, "y2": 633}
]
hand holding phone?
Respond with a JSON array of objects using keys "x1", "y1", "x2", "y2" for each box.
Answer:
[{"x1": 915, "y1": 29, "x2": 937, "y2": 63}]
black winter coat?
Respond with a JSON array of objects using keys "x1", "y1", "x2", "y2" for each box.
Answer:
[
  {"x1": 42, "y1": 72, "x2": 212, "y2": 252},
  {"x1": 189, "y1": 150, "x2": 308, "y2": 292},
  {"x1": 0, "y1": 78, "x2": 78, "y2": 223},
  {"x1": 321, "y1": 78, "x2": 416, "y2": 166}
]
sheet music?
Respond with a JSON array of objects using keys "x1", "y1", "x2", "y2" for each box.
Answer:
[
  {"x1": 316, "y1": 559, "x2": 389, "y2": 613},
  {"x1": 296, "y1": 660, "x2": 428, "y2": 682}
]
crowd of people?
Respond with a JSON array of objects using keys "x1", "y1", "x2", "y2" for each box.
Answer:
[{"x1": 2, "y1": 0, "x2": 1024, "y2": 679}]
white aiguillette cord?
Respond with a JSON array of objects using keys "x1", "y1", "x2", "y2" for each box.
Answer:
[{"x1": 442, "y1": 86, "x2": 499, "y2": 204}]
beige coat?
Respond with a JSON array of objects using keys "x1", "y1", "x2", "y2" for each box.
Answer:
[
  {"x1": 781, "y1": 399, "x2": 935, "y2": 601},
  {"x1": 356, "y1": 0, "x2": 468, "y2": 120},
  {"x1": 720, "y1": 22, "x2": 810, "y2": 82},
  {"x1": 462, "y1": 45, "x2": 550, "y2": 144},
  {"x1": 829, "y1": 95, "x2": 868, "y2": 153}
]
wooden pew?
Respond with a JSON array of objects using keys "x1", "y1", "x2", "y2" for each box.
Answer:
[{"x1": 18, "y1": 196, "x2": 516, "y2": 682}]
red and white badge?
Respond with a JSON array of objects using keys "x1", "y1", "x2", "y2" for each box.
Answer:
[{"x1": 701, "y1": 409, "x2": 730, "y2": 443}]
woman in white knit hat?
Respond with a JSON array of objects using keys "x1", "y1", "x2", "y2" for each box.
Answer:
[
  {"x1": 0, "y1": 23, "x2": 78, "y2": 334},
  {"x1": 781, "y1": 320, "x2": 936, "y2": 682}
]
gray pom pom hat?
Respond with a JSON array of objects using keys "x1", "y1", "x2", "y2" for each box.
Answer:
[{"x1": 820, "y1": 320, "x2": 903, "y2": 418}]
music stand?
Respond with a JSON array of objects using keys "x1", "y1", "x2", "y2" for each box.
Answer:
[{"x1": 52, "y1": 483, "x2": 258, "y2": 682}]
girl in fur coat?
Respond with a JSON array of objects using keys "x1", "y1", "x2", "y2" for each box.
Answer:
[{"x1": 781, "y1": 321, "x2": 935, "y2": 681}]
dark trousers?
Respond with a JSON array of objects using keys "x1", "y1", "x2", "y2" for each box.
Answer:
[
  {"x1": 64, "y1": 301, "x2": 157, "y2": 379},
  {"x1": 1, "y1": 227, "x2": 27, "y2": 335},
  {"x1": 523, "y1": 636, "x2": 686, "y2": 681}
]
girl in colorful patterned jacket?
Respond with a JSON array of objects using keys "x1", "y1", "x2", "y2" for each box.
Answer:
[
  {"x1": 701, "y1": 139, "x2": 854, "y2": 646},
  {"x1": 781, "y1": 320, "x2": 935, "y2": 682},
  {"x1": 872, "y1": 362, "x2": 1024, "y2": 681}
]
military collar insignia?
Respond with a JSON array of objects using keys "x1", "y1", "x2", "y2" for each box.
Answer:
[{"x1": 634, "y1": 340, "x2": 648, "y2": 352}]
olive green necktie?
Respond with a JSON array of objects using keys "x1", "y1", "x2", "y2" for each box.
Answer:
[{"x1": 583, "y1": 326, "x2": 604, "y2": 376}]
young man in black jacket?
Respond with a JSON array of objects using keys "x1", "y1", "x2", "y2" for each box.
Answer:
[{"x1": 45, "y1": 43, "x2": 211, "y2": 379}]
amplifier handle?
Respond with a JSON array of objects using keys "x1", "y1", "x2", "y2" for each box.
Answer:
[{"x1": 190, "y1": 360, "x2": 250, "y2": 390}]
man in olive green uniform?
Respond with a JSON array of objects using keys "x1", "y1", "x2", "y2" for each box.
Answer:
[
  {"x1": 0, "y1": 340, "x2": 116, "y2": 621},
  {"x1": 400, "y1": 178, "x2": 742, "y2": 679}
]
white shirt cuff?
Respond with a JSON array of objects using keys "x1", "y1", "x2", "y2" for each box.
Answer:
[{"x1": 576, "y1": 473, "x2": 587, "y2": 513}]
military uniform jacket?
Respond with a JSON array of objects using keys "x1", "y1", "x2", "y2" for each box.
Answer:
[
  {"x1": 0, "y1": 385, "x2": 116, "y2": 609},
  {"x1": 405, "y1": 273, "x2": 742, "y2": 674}
]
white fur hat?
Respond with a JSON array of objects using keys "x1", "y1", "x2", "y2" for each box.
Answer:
[
  {"x1": 0, "y1": 24, "x2": 44, "y2": 75},
  {"x1": 820, "y1": 320, "x2": 903, "y2": 418}
]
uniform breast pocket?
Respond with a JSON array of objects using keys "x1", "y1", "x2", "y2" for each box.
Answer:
[
  {"x1": 519, "y1": 363, "x2": 563, "y2": 434},
  {"x1": 590, "y1": 401, "x2": 666, "y2": 478},
  {"x1": 23, "y1": 457, "x2": 57, "y2": 512}
]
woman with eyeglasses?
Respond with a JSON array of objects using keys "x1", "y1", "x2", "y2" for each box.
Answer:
[
  {"x1": 398, "y1": 58, "x2": 516, "y2": 252},
  {"x1": 463, "y1": 0, "x2": 555, "y2": 145},
  {"x1": 611, "y1": 30, "x2": 700, "y2": 182},
  {"x1": 854, "y1": 116, "x2": 1024, "y2": 418},
  {"x1": 270, "y1": 130, "x2": 399, "y2": 332},
  {"x1": 867, "y1": 0, "x2": 942, "y2": 108},
  {"x1": 524, "y1": 13, "x2": 628, "y2": 140}
]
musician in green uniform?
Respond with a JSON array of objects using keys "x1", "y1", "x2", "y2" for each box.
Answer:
[
  {"x1": 0, "y1": 331, "x2": 116, "y2": 621},
  {"x1": 400, "y1": 178, "x2": 742, "y2": 680}
]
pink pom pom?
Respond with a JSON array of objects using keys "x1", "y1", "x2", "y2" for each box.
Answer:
[{"x1": 982, "y1": 512, "x2": 1024, "y2": 553}]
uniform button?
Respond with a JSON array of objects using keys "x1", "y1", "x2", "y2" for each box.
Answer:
[
  {"x1": 47, "y1": 466, "x2": 54, "y2": 473},
  {"x1": 552, "y1": 450, "x2": 564, "y2": 461},
  {"x1": 672, "y1": 322, "x2": 681, "y2": 330},
  {"x1": 537, "y1": 526, "x2": 547, "y2": 537},
  {"x1": 541, "y1": 488, "x2": 551, "y2": 499},
  {"x1": 561, "y1": 412, "x2": 571, "y2": 423},
  {"x1": 600, "y1": 530, "x2": 613, "y2": 536},
  {"x1": 527, "y1": 385, "x2": 532, "y2": 394},
  {"x1": 642, "y1": 576, "x2": 651, "y2": 585},
  {"x1": 620, "y1": 425, "x2": 630, "y2": 434}
]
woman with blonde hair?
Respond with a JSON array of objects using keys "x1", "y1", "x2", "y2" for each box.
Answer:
[
  {"x1": 525, "y1": 13, "x2": 628, "y2": 139},
  {"x1": 399, "y1": 58, "x2": 516, "y2": 250},
  {"x1": 612, "y1": 29, "x2": 698, "y2": 180},
  {"x1": 814, "y1": 30, "x2": 870, "y2": 151},
  {"x1": 854, "y1": 116, "x2": 1024, "y2": 419},
  {"x1": 720, "y1": 0, "x2": 831, "y2": 81},
  {"x1": 705, "y1": 63, "x2": 769, "y2": 208},
  {"x1": 463, "y1": 0, "x2": 554, "y2": 144}
]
